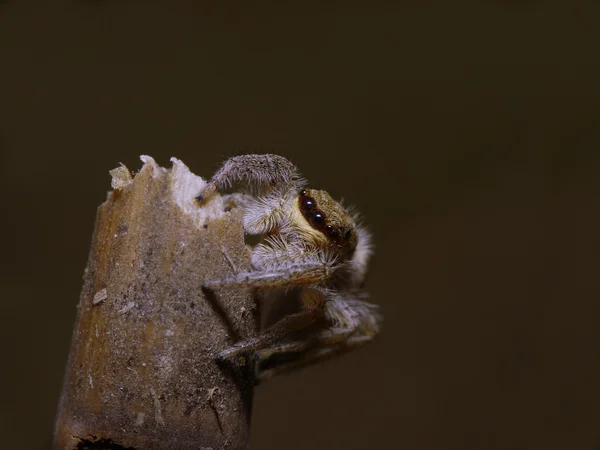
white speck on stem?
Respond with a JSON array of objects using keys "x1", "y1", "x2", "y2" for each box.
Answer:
[
  {"x1": 135, "y1": 412, "x2": 145, "y2": 426},
  {"x1": 93, "y1": 289, "x2": 107, "y2": 306},
  {"x1": 118, "y1": 302, "x2": 135, "y2": 314},
  {"x1": 207, "y1": 387, "x2": 219, "y2": 403}
]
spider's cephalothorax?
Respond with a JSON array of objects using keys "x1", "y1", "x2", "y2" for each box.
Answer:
[{"x1": 199, "y1": 154, "x2": 380, "y2": 383}]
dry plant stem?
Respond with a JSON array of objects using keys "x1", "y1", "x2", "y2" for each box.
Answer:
[{"x1": 54, "y1": 156, "x2": 256, "y2": 450}]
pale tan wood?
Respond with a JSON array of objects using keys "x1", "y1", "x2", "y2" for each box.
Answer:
[{"x1": 54, "y1": 156, "x2": 256, "y2": 450}]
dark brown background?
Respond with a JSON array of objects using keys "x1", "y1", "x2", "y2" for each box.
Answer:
[{"x1": 1, "y1": 2, "x2": 600, "y2": 449}]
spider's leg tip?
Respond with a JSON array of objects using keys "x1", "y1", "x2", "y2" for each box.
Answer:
[
  {"x1": 215, "y1": 351, "x2": 229, "y2": 365},
  {"x1": 216, "y1": 342, "x2": 258, "y2": 365},
  {"x1": 216, "y1": 346, "x2": 237, "y2": 362},
  {"x1": 201, "y1": 283, "x2": 218, "y2": 295},
  {"x1": 195, "y1": 185, "x2": 216, "y2": 204},
  {"x1": 215, "y1": 348, "x2": 243, "y2": 369}
]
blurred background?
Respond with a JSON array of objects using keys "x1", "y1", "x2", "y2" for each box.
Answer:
[{"x1": 1, "y1": 2, "x2": 600, "y2": 449}]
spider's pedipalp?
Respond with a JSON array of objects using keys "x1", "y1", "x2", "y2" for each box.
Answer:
[{"x1": 242, "y1": 188, "x2": 292, "y2": 235}]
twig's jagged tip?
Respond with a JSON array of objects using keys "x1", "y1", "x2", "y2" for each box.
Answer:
[
  {"x1": 139, "y1": 155, "x2": 165, "y2": 179},
  {"x1": 139, "y1": 154, "x2": 157, "y2": 165},
  {"x1": 167, "y1": 156, "x2": 228, "y2": 229},
  {"x1": 169, "y1": 156, "x2": 203, "y2": 183},
  {"x1": 109, "y1": 163, "x2": 133, "y2": 190},
  {"x1": 170, "y1": 157, "x2": 186, "y2": 175}
]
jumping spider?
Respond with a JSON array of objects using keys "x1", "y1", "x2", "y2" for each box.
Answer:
[{"x1": 198, "y1": 154, "x2": 381, "y2": 383}]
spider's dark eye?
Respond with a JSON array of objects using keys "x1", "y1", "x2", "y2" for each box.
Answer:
[
  {"x1": 344, "y1": 230, "x2": 352, "y2": 241},
  {"x1": 300, "y1": 189, "x2": 307, "y2": 196},
  {"x1": 325, "y1": 224, "x2": 339, "y2": 239},
  {"x1": 301, "y1": 196, "x2": 316, "y2": 211},
  {"x1": 310, "y1": 211, "x2": 325, "y2": 227}
]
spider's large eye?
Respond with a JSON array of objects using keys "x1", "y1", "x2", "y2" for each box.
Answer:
[
  {"x1": 310, "y1": 211, "x2": 325, "y2": 228},
  {"x1": 300, "y1": 189, "x2": 308, "y2": 196},
  {"x1": 301, "y1": 196, "x2": 316, "y2": 211}
]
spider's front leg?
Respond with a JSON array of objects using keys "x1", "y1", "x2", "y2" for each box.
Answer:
[
  {"x1": 196, "y1": 154, "x2": 304, "y2": 202},
  {"x1": 203, "y1": 259, "x2": 335, "y2": 291}
]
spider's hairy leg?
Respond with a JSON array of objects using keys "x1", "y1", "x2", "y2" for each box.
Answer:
[
  {"x1": 204, "y1": 262, "x2": 332, "y2": 289},
  {"x1": 204, "y1": 246, "x2": 337, "y2": 290},
  {"x1": 255, "y1": 294, "x2": 381, "y2": 383},
  {"x1": 196, "y1": 154, "x2": 304, "y2": 201},
  {"x1": 205, "y1": 238, "x2": 339, "y2": 289},
  {"x1": 216, "y1": 288, "x2": 326, "y2": 363}
]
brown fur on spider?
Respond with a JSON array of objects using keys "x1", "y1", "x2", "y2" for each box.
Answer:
[{"x1": 198, "y1": 154, "x2": 381, "y2": 384}]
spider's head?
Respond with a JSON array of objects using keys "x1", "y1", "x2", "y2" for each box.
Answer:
[{"x1": 296, "y1": 189, "x2": 358, "y2": 260}]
